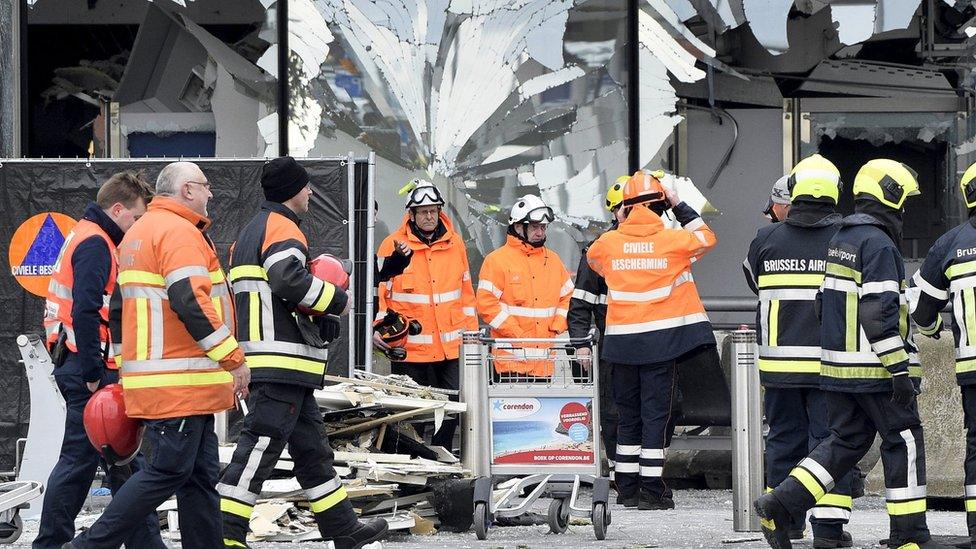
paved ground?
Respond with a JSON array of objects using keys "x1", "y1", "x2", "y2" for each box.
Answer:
[{"x1": 8, "y1": 490, "x2": 971, "y2": 548}]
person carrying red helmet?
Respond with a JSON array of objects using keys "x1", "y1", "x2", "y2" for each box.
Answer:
[
  {"x1": 216, "y1": 157, "x2": 387, "y2": 549},
  {"x1": 36, "y1": 172, "x2": 165, "y2": 549},
  {"x1": 586, "y1": 170, "x2": 717, "y2": 510}
]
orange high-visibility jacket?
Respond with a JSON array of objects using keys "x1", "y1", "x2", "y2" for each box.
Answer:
[
  {"x1": 44, "y1": 219, "x2": 117, "y2": 366},
  {"x1": 586, "y1": 202, "x2": 716, "y2": 365},
  {"x1": 116, "y1": 197, "x2": 245, "y2": 419},
  {"x1": 377, "y1": 212, "x2": 477, "y2": 362},
  {"x1": 477, "y1": 235, "x2": 573, "y2": 376}
]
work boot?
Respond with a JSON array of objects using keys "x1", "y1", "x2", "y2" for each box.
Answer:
[
  {"x1": 618, "y1": 492, "x2": 638, "y2": 507},
  {"x1": 754, "y1": 492, "x2": 794, "y2": 549},
  {"x1": 813, "y1": 531, "x2": 853, "y2": 548},
  {"x1": 323, "y1": 517, "x2": 389, "y2": 549},
  {"x1": 637, "y1": 490, "x2": 675, "y2": 510}
]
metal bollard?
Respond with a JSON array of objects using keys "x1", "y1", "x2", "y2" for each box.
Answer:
[
  {"x1": 731, "y1": 327, "x2": 763, "y2": 532},
  {"x1": 460, "y1": 331, "x2": 489, "y2": 477}
]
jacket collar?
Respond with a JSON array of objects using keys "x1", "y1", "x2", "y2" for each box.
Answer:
[
  {"x1": 784, "y1": 200, "x2": 841, "y2": 229},
  {"x1": 617, "y1": 204, "x2": 664, "y2": 236},
  {"x1": 396, "y1": 211, "x2": 458, "y2": 249},
  {"x1": 504, "y1": 234, "x2": 546, "y2": 255},
  {"x1": 261, "y1": 200, "x2": 301, "y2": 226},
  {"x1": 82, "y1": 202, "x2": 125, "y2": 245},
  {"x1": 149, "y1": 197, "x2": 212, "y2": 232}
]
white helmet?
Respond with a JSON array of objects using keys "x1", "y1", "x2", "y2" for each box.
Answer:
[
  {"x1": 403, "y1": 179, "x2": 445, "y2": 209},
  {"x1": 509, "y1": 195, "x2": 554, "y2": 225}
]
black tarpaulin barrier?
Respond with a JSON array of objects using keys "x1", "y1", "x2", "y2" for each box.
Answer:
[{"x1": 0, "y1": 157, "x2": 367, "y2": 470}]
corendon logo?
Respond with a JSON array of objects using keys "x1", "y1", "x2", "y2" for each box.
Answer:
[
  {"x1": 8, "y1": 213, "x2": 77, "y2": 297},
  {"x1": 491, "y1": 398, "x2": 540, "y2": 420}
]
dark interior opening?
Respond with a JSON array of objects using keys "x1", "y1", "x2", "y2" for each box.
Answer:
[{"x1": 817, "y1": 135, "x2": 948, "y2": 260}]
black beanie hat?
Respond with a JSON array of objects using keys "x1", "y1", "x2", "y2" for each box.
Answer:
[{"x1": 262, "y1": 156, "x2": 310, "y2": 203}]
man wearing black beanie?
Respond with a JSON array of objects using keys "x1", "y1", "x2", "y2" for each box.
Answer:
[{"x1": 217, "y1": 156, "x2": 388, "y2": 549}]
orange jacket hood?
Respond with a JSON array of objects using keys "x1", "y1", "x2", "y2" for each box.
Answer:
[
  {"x1": 148, "y1": 196, "x2": 212, "y2": 232},
  {"x1": 617, "y1": 204, "x2": 664, "y2": 237}
]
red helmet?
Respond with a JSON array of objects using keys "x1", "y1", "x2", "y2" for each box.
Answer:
[
  {"x1": 297, "y1": 254, "x2": 351, "y2": 316},
  {"x1": 83, "y1": 384, "x2": 143, "y2": 466},
  {"x1": 373, "y1": 311, "x2": 422, "y2": 361}
]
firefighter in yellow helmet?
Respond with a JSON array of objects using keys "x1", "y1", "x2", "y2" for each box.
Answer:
[{"x1": 756, "y1": 159, "x2": 939, "y2": 549}]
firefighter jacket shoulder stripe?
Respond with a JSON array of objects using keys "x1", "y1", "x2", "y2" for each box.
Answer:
[
  {"x1": 820, "y1": 213, "x2": 918, "y2": 393},
  {"x1": 587, "y1": 203, "x2": 716, "y2": 365},
  {"x1": 477, "y1": 235, "x2": 573, "y2": 376},
  {"x1": 568, "y1": 238, "x2": 609, "y2": 347},
  {"x1": 230, "y1": 201, "x2": 347, "y2": 388},
  {"x1": 910, "y1": 217, "x2": 976, "y2": 385},
  {"x1": 376, "y1": 212, "x2": 477, "y2": 363},
  {"x1": 116, "y1": 197, "x2": 243, "y2": 419},
  {"x1": 44, "y1": 204, "x2": 122, "y2": 380},
  {"x1": 743, "y1": 210, "x2": 841, "y2": 388}
]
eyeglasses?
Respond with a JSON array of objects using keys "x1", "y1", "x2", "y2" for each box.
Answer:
[{"x1": 186, "y1": 180, "x2": 211, "y2": 190}]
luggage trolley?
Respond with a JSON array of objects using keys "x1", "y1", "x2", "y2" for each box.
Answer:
[{"x1": 460, "y1": 330, "x2": 611, "y2": 540}]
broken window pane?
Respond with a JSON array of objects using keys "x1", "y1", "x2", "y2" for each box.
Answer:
[
  {"x1": 293, "y1": 0, "x2": 631, "y2": 270},
  {"x1": 25, "y1": 0, "x2": 277, "y2": 158}
]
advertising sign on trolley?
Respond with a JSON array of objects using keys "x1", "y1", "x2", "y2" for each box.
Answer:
[{"x1": 490, "y1": 397, "x2": 595, "y2": 465}]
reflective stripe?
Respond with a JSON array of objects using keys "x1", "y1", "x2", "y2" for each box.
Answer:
[
  {"x1": 240, "y1": 340, "x2": 329, "y2": 361},
  {"x1": 198, "y1": 325, "x2": 232, "y2": 351},
  {"x1": 122, "y1": 357, "x2": 218, "y2": 374},
  {"x1": 573, "y1": 288, "x2": 601, "y2": 305},
  {"x1": 614, "y1": 462, "x2": 638, "y2": 473},
  {"x1": 121, "y1": 286, "x2": 168, "y2": 299},
  {"x1": 237, "y1": 437, "x2": 270, "y2": 498},
  {"x1": 822, "y1": 277, "x2": 859, "y2": 294},
  {"x1": 217, "y1": 483, "x2": 259, "y2": 505},
  {"x1": 887, "y1": 486, "x2": 927, "y2": 500},
  {"x1": 609, "y1": 271, "x2": 692, "y2": 302},
  {"x1": 901, "y1": 429, "x2": 919, "y2": 491},
  {"x1": 149, "y1": 299, "x2": 163, "y2": 360},
  {"x1": 206, "y1": 336, "x2": 239, "y2": 362},
  {"x1": 224, "y1": 539, "x2": 247, "y2": 548},
  {"x1": 489, "y1": 310, "x2": 510, "y2": 329},
  {"x1": 121, "y1": 370, "x2": 232, "y2": 389},
  {"x1": 640, "y1": 449, "x2": 664, "y2": 459},
  {"x1": 826, "y1": 263, "x2": 862, "y2": 283},
  {"x1": 478, "y1": 280, "x2": 502, "y2": 298},
  {"x1": 310, "y1": 280, "x2": 338, "y2": 313},
  {"x1": 228, "y1": 265, "x2": 268, "y2": 281},
  {"x1": 790, "y1": 467, "x2": 826, "y2": 500},
  {"x1": 164, "y1": 266, "x2": 209, "y2": 288},
  {"x1": 560, "y1": 279, "x2": 574, "y2": 297},
  {"x1": 886, "y1": 499, "x2": 926, "y2": 515},
  {"x1": 212, "y1": 297, "x2": 223, "y2": 322},
  {"x1": 862, "y1": 280, "x2": 900, "y2": 295},
  {"x1": 220, "y1": 498, "x2": 253, "y2": 518},
  {"x1": 967, "y1": 500, "x2": 976, "y2": 513},
  {"x1": 247, "y1": 355, "x2": 325, "y2": 375},
  {"x1": 232, "y1": 280, "x2": 272, "y2": 293},
  {"x1": 48, "y1": 280, "x2": 72, "y2": 300},
  {"x1": 768, "y1": 300, "x2": 779, "y2": 346},
  {"x1": 879, "y1": 349, "x2": 909, "y2": 368},
  {"x1": 556, "y1": 307, "x2": 568, "y2": 317},
  {"x1": 119, "y1": 270, "x2": 166, "y2": 286},
  {"x1": 758, "y1": 359, "x2": 821, "y2": 374},
  {"x1": 375, "y1": 309, "x2": 388, "y2": 322},
  {"x1": 263, "y1": 249, "x2": 306, "y2": 273},
  {"x1": 506, "y1": 305, "x2": 557, "y2": 317},
  {"x1": 211, "y1": 283, "x2": 230, "y2": 298},
  {"x1": 758, "y1": 273, "x2": 824, "y2": 288},
  {"x1": 799, "y1": 458, "x2": 834, "y2": 489},
  {"x1": 407, "y1": 334, "x2": 434, "y2": 344},
  {"x1": 300, "y1": 277, "x2": 326, "y2": 308},
  {"x1": 605, "y1": 312, "x2": 709, "y2": 336},
  {"x1": 913, "y1": 271, "x2": 949, "y2": 300},
  {"x1": 248, "y1": 293, "x2": 261, "y2": 341},
  {"x1": 759, "y1": 345, "x2": 822, "y2": 358},
  {"x1": 845, "y1": 292, "x2": 858, "y2": 351},
  {"x1": 463, "y1": 307, "x2": 476, "y2": 316},
  {"x1": 434, "y1": 290, "x2": 462, "y2": 303},
  {"x1": 304, "y1": 477, "x2": 342, "y2": 500},
  {"x1": 758, "y1": 288, "x2": 819, "y2": 301},
  {"x1": 810, "y1": 507, "x2": 851, "y2": 520},
  {"x1": 966, "y1": 484, "x2": 976, "y2": 498},
  {"x1": 817, "y1": 493, "x2": 852, "y2": 509},
  {"x1": 616, "y1": 445, "x2": 640, "y2": 456},
  {"x1": 947, "y1": 260, "x2": 976, "y2": 279},
  {"x1": 872, "y1": 336, "x2": 905, "y2": 355},
  {"x1": 639, "y1": 466, "x2": 663, "y2": 477},
  {"x1": 683, "y1": 218, "x2": 704, "y2": 231},
  {"x1": 391, "y1": 292, "x2": 429, "y2": 304},
  {"x1": 135, "y1": 298, "x2": 149, "y2": 361},
  {"x1": 441, "y1": 330, "x2": 462, "y2": 343},
  {"x1": 949, "y1": 276, "x2": 976, "y2": 292},
  {"x1": 821, "y1": 364, "x2": 922, "y2": 379},
  {"x1": 310, "y1": 486, "x2": 348, "y2": 513}
]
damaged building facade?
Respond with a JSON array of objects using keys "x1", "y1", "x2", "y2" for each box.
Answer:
[{"x1": 3, "y1": 0, "x2": 976, "y2": 316}]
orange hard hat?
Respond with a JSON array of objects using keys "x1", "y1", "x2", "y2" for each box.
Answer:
[
  {"x1": 83, "y1": 384, "x2": 143, "y2": 466},
  {"x1": 373, "y1": 311, "x2": 422, "y2": 360},
  {"x1": 621, "y1": 170, "x2": 668, "y2": 211}
]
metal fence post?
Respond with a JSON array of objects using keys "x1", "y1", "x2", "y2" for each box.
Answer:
[
  {"x1": 731, "y1": 327, "x2": 763, "y2": 532},
  {"x1": 460, "y1": 331, "x2": 488, "y2": 477}
]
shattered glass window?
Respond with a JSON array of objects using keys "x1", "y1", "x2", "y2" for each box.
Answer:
[
  {"x1": 288, "y1": 0, "x2": 631, "y2": 271},
  {"x1": 24, "y1": 0, "x2": 278, "y2": 158},
  {"x1": 800, "y1": 110, "x2": 975, "y2": 260}
]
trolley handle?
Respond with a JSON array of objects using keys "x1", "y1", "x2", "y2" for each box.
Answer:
[{"x1": 469, "y1": 328, "x2": 596, "y2": 346}]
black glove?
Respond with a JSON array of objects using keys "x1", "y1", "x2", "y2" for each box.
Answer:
[
  {"x1": 378, "y1": 242, "x2": 412, "y2": 282},
  {"x1": 317, "y1": 315, "x2": 342, "y2": 343},
  {"x1": 890, "y1": 373, "x2": 917, "y2": 408}
]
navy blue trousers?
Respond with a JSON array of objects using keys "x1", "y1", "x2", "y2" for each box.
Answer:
[
  {"x1": 71, "y1": 414, "x2": 221, "y2": 549},
  {"x1": 33, "y1": 357, "x2": 163, "y2": 549}
]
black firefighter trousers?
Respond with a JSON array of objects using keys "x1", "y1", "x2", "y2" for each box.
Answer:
[
  {"x1": 216, "y1": 382, "x2": 358, "y2": 547},
  {"x1": 770, "y1": 390, "x2": 930, "y2": 547}
]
